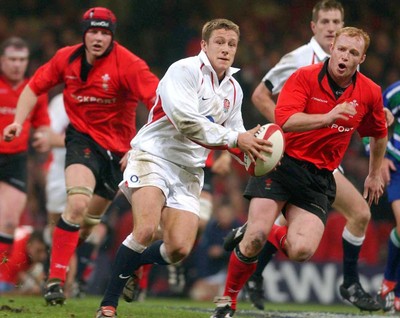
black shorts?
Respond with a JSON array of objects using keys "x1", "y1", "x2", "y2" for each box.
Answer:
[
  {"x1": 65, "y1": 125, "x2": 123, "y2": 200},
  {"x1": 202, "y1": 166, "x2": 214, "y2": 193},
  {"x1": 244, "y1": 154, "x2": 336, "y2": 224},
  {"x1": 0, "y1": 153, "x2": 27, "y2": 192}
]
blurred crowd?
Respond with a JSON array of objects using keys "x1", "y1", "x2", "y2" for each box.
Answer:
[{"x1": 0, "y1": 0, "x2": 398, "y2": 299}]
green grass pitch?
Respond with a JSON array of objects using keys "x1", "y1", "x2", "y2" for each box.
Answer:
[{"x1": 0, "y1": 296, "x2": 397, "y2": 317}]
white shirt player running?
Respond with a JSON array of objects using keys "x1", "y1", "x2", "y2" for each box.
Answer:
[
  {"x1": 131, "y1": 50, "x2": 245, "y2": 168},
  {"x1": 121, "y1": 51, "x2": 246, "y2": 215}
]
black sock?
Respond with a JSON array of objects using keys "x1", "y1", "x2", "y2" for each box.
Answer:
[
  {"x1": 140, "y1": 240, "x2": 170, "y2": 265},
  {"x1": 76, "y1": 241, "x2": 96, "y2": 282},
  {"x1": 342, "y1": 238, "x2": 361, "y2": 287},
  {"x1": 253, "y1": 241, "x2": 277, "y2": 278},
  {"x1": 101, "y1": 244, "x2": 142, "y2": 307}
]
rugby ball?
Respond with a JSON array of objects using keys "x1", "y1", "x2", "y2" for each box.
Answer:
[{"x1": 244, "y1": 123, "x2": 285, "y2": 177}]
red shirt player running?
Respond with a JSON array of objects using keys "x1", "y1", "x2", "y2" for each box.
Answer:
[
  {"x1": 212, "y1": 27, "x2": 388, "y2": 317},
  {"x1": 3, "y1": 7, "x2": 159, "y2": 306}
]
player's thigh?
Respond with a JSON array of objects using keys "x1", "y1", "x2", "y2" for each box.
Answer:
[
  {"x1": 161, "y1": 207, "x2": 199, "y2": 256},
  {"x1": 332, "y1": 171, "x2": 369, "y2": 220},
  {"x1": 246, "y1": 197, "x2": 283, "y2": 237},
  {"x1": 86, "y1": 194, "x2": 111, "y2": 216},
  {"x1": 286, "y1": 205, "x2": 324, "y2": 258},
  {"x1": 0, "y1": 182, "x2": 27, "y2": 231},
  {"x1": 65, "y1": 163, "x2": 96, "y2": 189},
  {"x1": 130, "y1": 186, "x2": 165, "y2": 242}
]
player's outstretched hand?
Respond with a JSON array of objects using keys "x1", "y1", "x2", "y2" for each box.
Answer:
[
  {"x1": 3, "y1": 122, "x2": 23, "y2": 142},
  {"x1": 237, "y1": 125, "x2": 272, "y2": 164},
  {"x1": 363, "y1": 173, "x2": 384, "y2": 206}
]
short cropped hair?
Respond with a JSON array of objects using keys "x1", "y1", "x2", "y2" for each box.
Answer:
[
  {"x1": 312, "y1": 0, "x2": 344, "y2": 22},
  {"x1": 201, "y1": 19, "x2": 240, "y2": 42},
  {"x1": 0, "y1": 37, "x2": 29, "y2": 56},
  {"x1": 334, "y1": 27, "x2": 370, "y2": 54}
]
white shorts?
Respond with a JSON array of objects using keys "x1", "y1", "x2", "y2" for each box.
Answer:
[
  {"x1": 333, "y1": 165, "x2": 344, "y2": 175},
  {"x1": 45, "y1": 156, "x2": 66, "y2": 214},
  {"x1": 119, "y1": 148, "x2": 204, "y2": 216}
]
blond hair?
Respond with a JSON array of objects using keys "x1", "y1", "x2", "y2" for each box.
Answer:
[
  {"x1": 334, "y1": 27, "x2": 370, "y2": 54},
  {"x1": 202, "y1": 19, "x2": 240, "y2": 42}
]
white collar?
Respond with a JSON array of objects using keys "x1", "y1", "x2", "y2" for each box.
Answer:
[
  {"x1": 198, "y1": 50, "x2": 240, "y2": 78},
  {"x1": 310, "y1": 37, "x2": 330, "y2": 61}
]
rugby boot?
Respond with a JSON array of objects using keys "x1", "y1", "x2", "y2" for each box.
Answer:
[
  {"x1": 223, "y1": 223, "x2": 247, "y2": 251},
  {"x1": 339, "y1": 282, "x2": 381, "y2": 311},
  {"x1": 210, "y1": 296, "x2": 235, "y2": 318},
  {"x1": 44, "y1": 280, "x2": 66, "y2": 306}
]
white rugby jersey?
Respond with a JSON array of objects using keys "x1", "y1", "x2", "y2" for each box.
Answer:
[
  {"x1": 48, "y1": 94, "x2": 69, "y2": 165},
  {"x1": 263, "y1": 37, "x2": 329, "y2": 95},
  {"x1": 47, "y1": 94, "x2": 69, "y2": 190},
  {"x1": 131, "y1": 50, "x2": 245, "y2": 168}
]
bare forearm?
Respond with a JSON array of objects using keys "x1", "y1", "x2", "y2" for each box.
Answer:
[
  {"x1": 15, "y1": 85, "x2": 38, "y2": 125},
  {"x1": 369, "y1": 136, "x2": 388, "y2": 175},
  {"x1": 282, "y1": 112, "x2": 328, "y2": 132},
  {"x1": 252, "y1": 83, "x2": 275, "y2": 123}
]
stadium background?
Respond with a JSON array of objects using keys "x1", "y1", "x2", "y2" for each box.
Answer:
[{"x1": 2, "y1": 0, "x2": 398, "y2": 304}]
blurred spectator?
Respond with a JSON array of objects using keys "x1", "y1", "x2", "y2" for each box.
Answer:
[
  {"x1": 0, "y1": 225, "x2": 47, "y2": 294},
  {"x1": 190, "y1": 203, "x2": 242, "y2": 301}
]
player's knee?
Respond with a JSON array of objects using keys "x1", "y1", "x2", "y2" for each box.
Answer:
[
  {"x1": 67, "y1": 200, "x2": 89, "y2": 220},
  {"x1": 348, "y1": 205, "x2": 371, "y2": 228},
  {"x1": 169, "y1": 246, "x2": 191, "y2": 263},
  {"x1": 133, "y1": 225, "x2": 159, "y2": 245},
  {"x1": 287, "y1": 243, "x2": 314, "y2": 262},
  {"x1": 241, "y1": 231, "x2": 266, "y2": 257},
  {"x1": 66, "y1": 190, "x2": 92, "y2": 217}
]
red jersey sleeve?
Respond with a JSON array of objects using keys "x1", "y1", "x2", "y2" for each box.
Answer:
[
  {"x1": 29, "y1": 48, "x2": 67, "y2": 96},
  {"x1": 275, "y1": 70, "x2": 309, "y2": 128},
  {"x1": 122, "y1": 59, "x2": 159, "y2": 110},
  {"x1": 357, "y1": 85, "x2": 387, "y2": 138}
]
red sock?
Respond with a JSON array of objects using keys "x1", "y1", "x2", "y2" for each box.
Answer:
[
  {"x1": 49, "y1": 226, "x2": 79, "y2": 283},
  {"x1": 223, "y1": 251, "x2": 257, "y2": 310},
  {"x1": 381, "y1": 279, "x2": 396, "y2": 296},
  {"x1": 0, "y1": 239, "x2": 13, "y2": 260},
  {"x1": 139, "y1": 264, "x2": 152, "y2": 289},
  {"x1": 267, "y1": 225, "x2": 288, "y2": 252}
]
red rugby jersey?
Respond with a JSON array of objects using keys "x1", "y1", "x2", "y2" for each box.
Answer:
[
  {"x1": 29, "y1": 42, "x2": 159, "y2": 156},
  {"x1": 0, "y1": 76, "x2": 49, "y2": 154},
  {"x1": 275, "y1": 62, "x2": 387, "y2": 171}
]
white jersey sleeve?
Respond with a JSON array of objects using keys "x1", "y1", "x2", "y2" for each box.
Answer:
[
  {"x1": 49, "y1": 93, "x2": 69, "y2": 133},
  {"x1": 263, "y1": 37, "x2": 329, "y2": 95}
]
